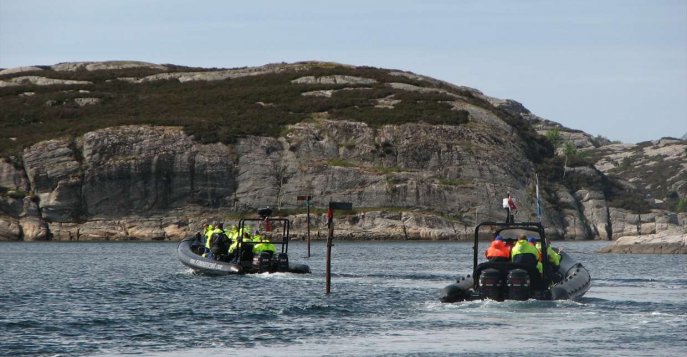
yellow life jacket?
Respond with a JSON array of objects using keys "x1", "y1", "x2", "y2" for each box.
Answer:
[
  {"x1": 536, "y1": 242, "x2": 561, "y2": 266},
  {"x1": 252, "y1": 234, "x2": 276, "y2": 254},
  {"x1": 204, "y1": 225, "x2": 215, "y2": 249},
  {"x1": 511, "y1": 240, "x2": 542, "y2": 274}
]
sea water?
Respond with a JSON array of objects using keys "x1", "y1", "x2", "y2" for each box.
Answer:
[{"x1": 0, "y1": 240, "x2": 685, "y2": 356}]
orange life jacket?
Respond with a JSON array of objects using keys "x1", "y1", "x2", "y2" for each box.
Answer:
[{"x1": 485, "y1": 240, "x2": 511, "y2": 260}]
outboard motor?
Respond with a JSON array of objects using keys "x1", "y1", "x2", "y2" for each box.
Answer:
[
  {"x1": 272, "y1": 252, "x2": 289, "y2": 272},
  {"x1": 478, "y1": 268, "x2": 503, "y2": 301},
  {"x1": 252, "y1": 252, "x2": 273, "y2": 273},
  {"x1": 506, "y1": 269, "x2": 531, "y2": 300}
]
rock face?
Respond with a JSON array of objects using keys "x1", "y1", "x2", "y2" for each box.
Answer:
[
  {"x1": 236, "y1": 119, "x2": 528, "y2": 211},
  {"x1": 0, "y1": 66, "x2": 44, "y2": 76},
  {"x1": 0, "y1": 76, "x2": 92, "y2": 87},
  {"x1": 1, "y1": 121, "x2": 682, "y2": 243},
  {"x1": 588, "y1": 138, "x2": 687, "y2": 203},
  {"x1": 1, "y1": 61, "x2": 685, "y2": 248},
  {"x1": 598, "y1": 222, "x2": 687, "y2": 254},
  {"x1": 0, "y1": 119, "x2": 529, "y2": 240},
  {"x1": 9, "y1": 126, "x2": 234, "y2": 241},
  {"x1": 50, "y1": 61, "x2": 167, "y2": 72}
]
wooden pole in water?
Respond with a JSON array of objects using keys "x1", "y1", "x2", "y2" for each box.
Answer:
[
  {"x1": 325, "y1": 201, "x2": 351, "y2": 295},
  {"x1": 325, "y1": 207, "x2": 333, "y2": 294}
]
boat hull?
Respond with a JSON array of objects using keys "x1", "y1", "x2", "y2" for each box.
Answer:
[
  {"x1": 440, "y1": 250, "x2": 591, "y2": 302},
  {"x1": 549, "y1": 251, "x2": 591, "y2": 300},
  {"x1": 177, "y1": 237, "x2": 310, "y2": 275}
]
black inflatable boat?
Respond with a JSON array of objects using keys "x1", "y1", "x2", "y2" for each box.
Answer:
[
  {"x1": 440, "y1": 221, "x2": 590, "y2": 302},
  {"x1": 177, "y1": 216, "x2": 310, "y2": 275}
]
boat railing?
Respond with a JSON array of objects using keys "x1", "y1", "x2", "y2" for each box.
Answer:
[{"x1": 238, "y1": 217, "x2": 291, "y2": 254}]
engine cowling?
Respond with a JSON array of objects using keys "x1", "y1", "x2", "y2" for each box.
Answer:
[
  {"x1": 506, "y1": 268, "x2": 531, "y2": 300},
  {"x1": 479, "y1": 268, "x2": 503, "y2": 301}
]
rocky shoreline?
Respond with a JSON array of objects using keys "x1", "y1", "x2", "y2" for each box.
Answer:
[
  {"x1": 597, "y1": 229, "x2": 687, "y2": 254},
  {"x1": 2, "y1": 61, "x2": 686, "y2": 251}
]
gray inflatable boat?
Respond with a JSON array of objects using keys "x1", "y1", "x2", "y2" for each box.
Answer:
[
  {"x1": 177, "y1": 216, "x2": 310, "y2": 275},
  {"x1": 440, "y1": 221, "x2": 591, "y2": 303}
]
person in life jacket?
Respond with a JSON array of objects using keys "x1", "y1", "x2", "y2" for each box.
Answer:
[
  {"x1": 228, "y1": 232, "x2": 242, "y2": 255},
  {"x1": 227, "y1": 225, "x2": 239, "y2": 240},
  {"x1": 485, "y1": 235, "x2": 511, "y2": 261},
  {"x1": 205, "y1": 223, "x2": 229, "y2": 260},
  {"x1": 535, "y1": 238, "x2": 562, "y2": 283},
  {"x1": 204, "y1": 222, "x2": 218, "y2": 252},
  {"x1": 201, "y1": 223, "x2": 215, "y2": 258},
  {"x1": 252, "y1": 230, "x2": 276, "y2": 255},
  {"x1": 202, "y1": 223, "x2": 214, "y2": 245},
  {"x1": 190, "y1": 232, "x2": 206, "y2": 255},
  {"x1": 229, "y1": 227, "x2": 254, "y2": 261},
  {"x1": 527, "y1": 237, "x2": 544, "y2": 275},
  {"x1": 511, "y1": 234, "x2": 542, "y2": 274}
]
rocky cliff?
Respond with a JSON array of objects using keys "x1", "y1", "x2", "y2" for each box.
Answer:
[{"x1": 1, "y1": 61, "x2": 685, "y2": 248}]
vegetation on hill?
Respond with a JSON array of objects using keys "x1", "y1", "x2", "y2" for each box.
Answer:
[
  {"x1": 1, "y1": 65, "x2": 471, "y2": 157},
  {"x1": 539, "y1": 128, "x2": 652, "y2": 213},
  {"x1": 4, "y1": 62, "x2": 657, "y2": 215}
]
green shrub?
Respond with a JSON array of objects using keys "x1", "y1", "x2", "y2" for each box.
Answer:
[
  {"x1": 545, "y1": 128, "x2": 562, "y2": 148},
  {"x1": 6, "y1": 189, "x2": 27, "y2": 199},
  {"x1": 439, "y1": 178, "x2": 472, "y2": 187},
  {"x1": 603, "y1": 176, "x2": 651, "y2": 213},
  {"x1": 0, "y1": 65, "x2": 476, "y2": 156},
  {"x1": 327, "y1": 158, "x2": 355, "y2": 167}
]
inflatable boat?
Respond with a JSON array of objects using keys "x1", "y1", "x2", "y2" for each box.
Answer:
[
  {"x1": 440, "y1": 221, "x2": 591, "y2": 302},
  {"x1": 177, "y1": 215, "x2": 310, "y2": 275}
]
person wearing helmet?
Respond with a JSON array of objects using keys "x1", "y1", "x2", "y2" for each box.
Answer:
[{"x1": 485, "y1": 235, "x2": 510, "y2": 261}]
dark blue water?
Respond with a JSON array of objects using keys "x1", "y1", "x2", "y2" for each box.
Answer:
[{"x1": 1, "y1": 240, "x2": 685, "y2": 356}]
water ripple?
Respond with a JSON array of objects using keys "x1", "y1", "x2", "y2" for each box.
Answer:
[{"x1": 1, "y1": 241, "x2": 685, "y2": 356}]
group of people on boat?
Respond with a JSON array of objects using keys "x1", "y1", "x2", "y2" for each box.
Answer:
[
  {"x1": 194, "y1": 222, "x2": 277, "y2": 262},
  {"x1": 485, "y1": 233, "x2": 563, "y2": 282}
]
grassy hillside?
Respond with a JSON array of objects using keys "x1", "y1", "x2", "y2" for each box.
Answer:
[
  {"x1": 1, "y1": 64, "x2": 471, "y2": 157},
  {"x1": 5, "y1": 62, "x2": 660, "y2": 214}
]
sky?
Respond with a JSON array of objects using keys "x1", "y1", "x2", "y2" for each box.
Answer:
[{"x1": 1, "y1": 0, "x2": 685, "y2": 143}]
